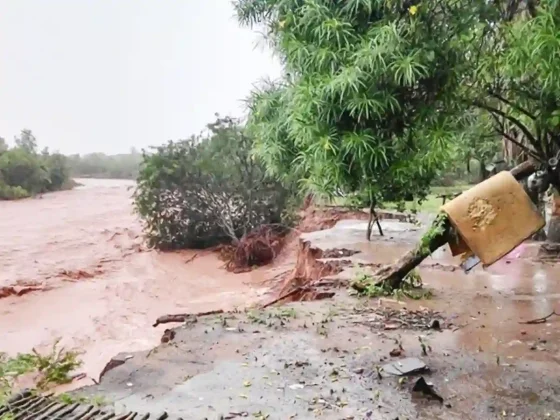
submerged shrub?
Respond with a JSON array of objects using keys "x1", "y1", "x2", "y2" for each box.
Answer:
[{"x1": 134, "y1": 116, "x2": 294, "y2": 249}]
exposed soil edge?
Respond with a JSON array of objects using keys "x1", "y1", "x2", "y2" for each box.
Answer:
[{"x1": 274, "y1": 239, "x2": 353, "y2": 303}]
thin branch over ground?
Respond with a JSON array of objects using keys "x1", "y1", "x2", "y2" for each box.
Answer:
[{"x1": 519, "y1": 310, "x2": 560, "y2": 325}]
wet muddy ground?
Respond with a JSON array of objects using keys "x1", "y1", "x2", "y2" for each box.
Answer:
[
  {"x1": 3, "y1": 180, "x2": 560, "y2": 418},
  {"x1": 79, "y1": 219, "x2": 560, "y2": 419},
  {"x1": 77, "y1": 294, "x2": 560, "y2": 419}
]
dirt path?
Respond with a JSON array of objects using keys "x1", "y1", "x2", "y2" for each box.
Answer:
[{"x1": 0, "y1": 179, "x2": 282, "y2": 383}]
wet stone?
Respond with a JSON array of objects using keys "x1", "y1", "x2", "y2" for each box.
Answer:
[{"x1": 382, "y1": 357, "x2": 427, "y2": 376}]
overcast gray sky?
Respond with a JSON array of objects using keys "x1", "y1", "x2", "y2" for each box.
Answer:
[{"x1": 0, "y1": 0, "x2": 280, "y2": 154}]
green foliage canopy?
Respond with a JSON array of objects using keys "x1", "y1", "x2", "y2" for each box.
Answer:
[
  {"x1": 235, "y1": 0, "x2": 491, "y2": 204},
  {"x1": 469, "y1": 0, "x2": 560, "y2": 183},
  {"x1": 0, "y1": 130, "x2": 72, "y2": 200},
  {"x1": 67, "y1": 149, "x2": 142, "y2": 180}
]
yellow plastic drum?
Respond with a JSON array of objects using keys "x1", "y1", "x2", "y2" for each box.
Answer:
[{"x1": 441, "y1": 171, "x2": 545, "y2": 266}]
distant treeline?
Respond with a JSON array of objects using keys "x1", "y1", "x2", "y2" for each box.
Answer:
[
  {"x1": 67, "y1": 149, "x2": 142, "y2": 180},
  {"x1": 0, "y1": 130, "x2": 74, "y2": 200},
  {"x1": 0, "y1": 129, "x2": 144, "y2": 200}
]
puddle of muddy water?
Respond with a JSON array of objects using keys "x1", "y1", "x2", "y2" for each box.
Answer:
[{"x1": 303, "y1": 219, "x2": 560, "y2": 364}]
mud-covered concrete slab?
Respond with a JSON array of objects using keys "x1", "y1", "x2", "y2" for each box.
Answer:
[
  {"x1": 298, "y1": 219, "x2": 455, "y2": 270},
  {"x1": 301, "y1": 219, "x2": 421, "y2": 250},
  {"x1": 77, "y1": 295, "x2": 560, "y2": 419}
]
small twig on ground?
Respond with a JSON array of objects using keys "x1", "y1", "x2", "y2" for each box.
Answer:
[
  {"x1": 107, "y1": 232, "x2": 121, "y2": 241},
  {"x1": 152, "y1": 309, "x2": 224, "y2": 327},
  {"x1": 451, "y1": 323, "x2": 469, "y2": 332},
  {"x1": 262, "y1": 286, "x2": 309, "y2": 308},
  {"x1": 184, "y1": 253, "x2": 198, "y2": 264},
  {"x1": 519, "y1": 310, "x2": 560, "y2": 325}
]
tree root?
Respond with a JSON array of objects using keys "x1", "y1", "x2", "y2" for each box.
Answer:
[
  {"x1": 262, "y1": 286, "x2": 310, "y2": 308},
  {"x1": 152, "y1": 309, "x2": 224, "y2": 327}
]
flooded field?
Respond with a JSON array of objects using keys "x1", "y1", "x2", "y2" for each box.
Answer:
[{"x1": 0, "y1": 179, "x2": 279, "y2": 382}]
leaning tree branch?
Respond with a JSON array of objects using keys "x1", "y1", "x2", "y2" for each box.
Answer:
[
  {"x1": 474, "y1": 100, "x2": 542, "y2": 157},
  {"x1": 487, "y1": 90, "x2": 537, "y2": 120},
  {"x1": 490, "y1": 114, "x2": 543, "y2": 162},
  {"x1": 364, "y1": 160, "x2": 537, "y2": 290}
]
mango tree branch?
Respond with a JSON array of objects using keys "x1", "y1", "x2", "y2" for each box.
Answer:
[{"x1": 356, "y1": 160, "x2": 537, "y2": 291}]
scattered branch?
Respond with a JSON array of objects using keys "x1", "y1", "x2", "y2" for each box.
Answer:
[
  {"x1": 152, "y1": 309, "x2": 224, "y2": 327},
  {"x1": 262, "y1": 286, "x2": 309, "y2": 308},
  {"x1": 519, "y1": 310, "x2": 560, "y2": 325}
]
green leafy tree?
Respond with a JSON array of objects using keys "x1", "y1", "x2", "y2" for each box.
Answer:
[
  {"x1": 67, "y1": 151, "x2": 142, "y2": 179},
  {"x1": 0, "y1": 130, "x2": 73, "y2": 199},
  {"x1": 134, "y1": 116, "x2": 293, "y2": 250},
  {"x1": 234, "y1": 0, "x2": 553, "y2": 289},
  {"x1": 0, "y1": 138, "x2": 7, "y2": 155},
  {"x1": 44, "y1": 153, "x2": 71, "y2": 191},
  {"x1": 468, "y1": 0, "x2": 560, "y2": 179},
  {"x1": 454, "y1": 111, "x2": 502, "y2": 182},
  {"x1": 0, "y1": 148, "x2": 48, "y2": 195},
  {"x1": 14, "y1": 129, "x2": 38, "y2": 155},
  {"x1": 235, "y1": 0, "x2": 491, "y2": 213}
]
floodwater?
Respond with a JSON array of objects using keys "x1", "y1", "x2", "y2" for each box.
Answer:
[
  {"x1": 2, "y1": 180, "x2": 560, "y2": 401},
  {"x1": 0, "y1": 179, "x2": 279, "y2": 384}
]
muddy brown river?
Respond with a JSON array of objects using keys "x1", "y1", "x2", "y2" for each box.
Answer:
[{"x1": 0, "y1": 179, "x2": 280, "y2": 384}]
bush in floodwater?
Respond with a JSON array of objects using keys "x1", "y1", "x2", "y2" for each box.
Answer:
[{"x1": 133, "y1": 116, "x2": 296, "y2": 250}]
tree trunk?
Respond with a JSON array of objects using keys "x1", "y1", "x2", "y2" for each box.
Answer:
[
  {"x1": 371, "y1": 160, "x2": 537, "y2": 290},
  {"x1": 366, "y1": 200, "x2": 383, "y2": 240},
  {"x1": 547, "y1": 190, "x2": 560, "y2": 243},
  {"x1": 524, "y1": 186, "x2": 547, "y2": 241},
  {"x1": 479, "y1": 159, "x2": 488, "y2": 183}
]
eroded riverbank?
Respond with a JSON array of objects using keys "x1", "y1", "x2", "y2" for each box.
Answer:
[{"x1": 0, "y1": 179, "x2": 285, "y2": 383}]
